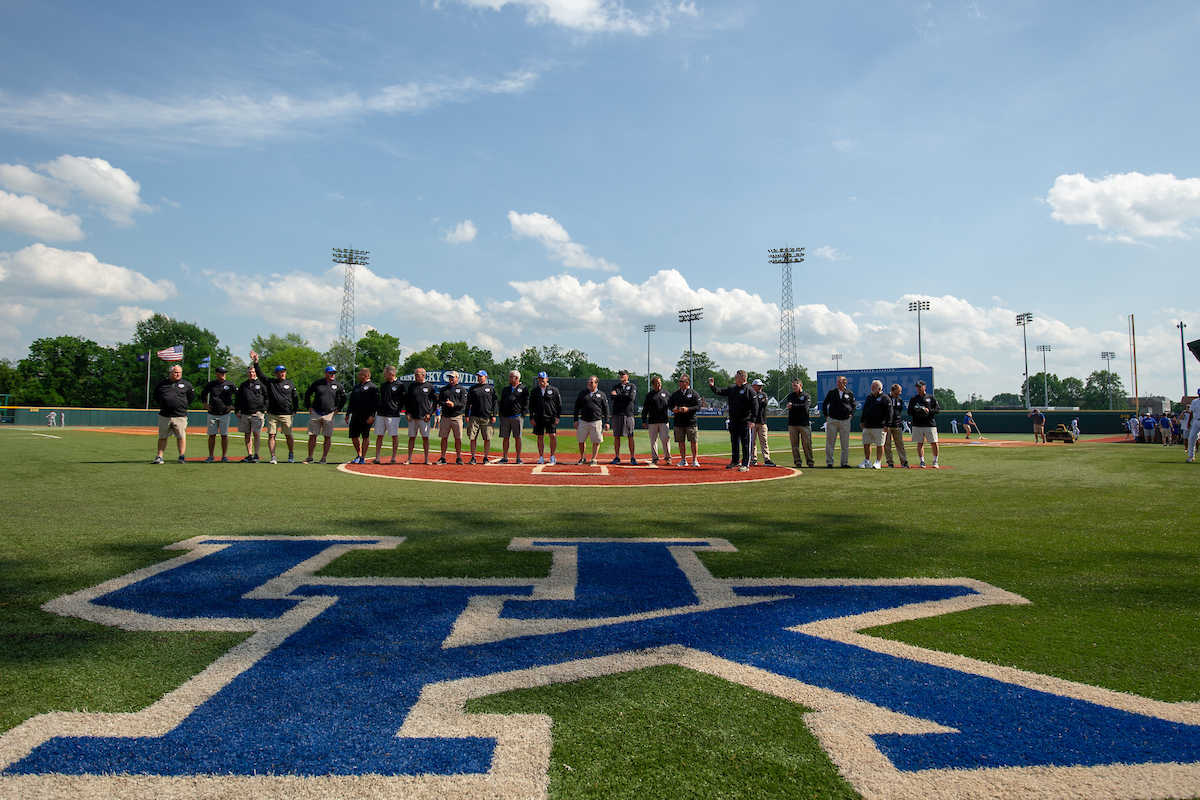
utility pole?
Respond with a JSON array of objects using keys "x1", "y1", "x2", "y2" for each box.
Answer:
[
  {"x1": 1016, "y1": 312, "x2": 1033, "y2": 409},
  {"x1": 644, "y1": 324, "x2": 655, "y2": 380},
  {"x1": 332, "y1": 247, "x2": 368, "y2": 376},
  {"x1": 1100, "y1": 351, "x2": 1116, "y2": 410},
  {"x1": 1036, "y1": 345, "x2": 1051, "y2": 407},
  {"x1": 909, "y1": 300, "x2": 930, "y2": 367},
  {"x1": 678, "y1": 308, "x2": 703, "y2": 385},
  {"x1": 769, "y1": 246, "x2": 803, "y2": 396},
  {"x1": 1179, "y1": 321, "x2": 1189, "y2": 398}
]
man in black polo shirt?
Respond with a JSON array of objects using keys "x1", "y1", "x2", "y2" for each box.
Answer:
[
  {"x1": 235, "y1": 364, "x2": 267, "y2": 462},
  {"x1": 406, "y1": 367, "x2": 436, "y2": 465},
  {"x1": 710, "y1": 370, "x2": 757, "y2": 472},
  {"x1": 303, "y1": 367, "x2": 346, "y2": 464},
  {"x1": 858, "y1": 380, "x2": 889, "y2": 470},
  {"x1": 573, "y1": 375, "x2": 610, "y2": 465},
  {"x1": 346, "y1": 367, "x2": 379, "y2": 465},
  {"x1": 200, "y1": 366, "x2": 237, "y2": 463},
  {"x1": 908, "y1": 379, "x2": 940, "y2": 468},
  {"x1": 822, "y1": 375, "x2": 855, "y2": 468},
  {"x1": 497, "y1": 370, "x2": 529, "y2": 464},
  {"x1": 373, "y1": 365, "x2": 405, "y2": 464},
  {"x1": 784, "y1": 378, "x2": 814, "y2": 468},
  {"x1": 152, "y1": 364, "x2": 194, "y2": 464},
  {"x1": 465, "y1": 371, "x2": 498, "y2": 465},
  {"x1": 669, "y1": 374, "x2": 702, "y2": 467},
  {"x1": 883, "y1": 383, "x2": 909, "y2": 468},
  {"x1": 641, "y1": 376, "x2": 672, "y2": 465}
]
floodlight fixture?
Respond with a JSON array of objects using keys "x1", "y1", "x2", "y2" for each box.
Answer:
[
  {"x1": 908, "y1": 300, "x2": 931, "y2": 367},
  {"x1": 1016, "y1": 313, "x2": 1033, "y2": 408},
  {"x1": 678, "y1": 308, "x2": 704, "y2": 384}
]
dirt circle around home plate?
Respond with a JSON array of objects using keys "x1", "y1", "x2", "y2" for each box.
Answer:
[{"x1": 338, "y1": 458, "x2": 801, "y2": 487}]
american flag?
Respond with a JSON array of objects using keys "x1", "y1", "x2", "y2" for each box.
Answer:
[{"x1": 157, "y1": 345, "x2": 184, "y2": 362}]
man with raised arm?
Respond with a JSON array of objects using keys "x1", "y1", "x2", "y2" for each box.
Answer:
[{"x1": 249, "y1": 351, "x2": 299, "y2": 464}]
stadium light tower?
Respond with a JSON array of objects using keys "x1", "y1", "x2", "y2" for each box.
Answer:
[
  {"x1": 832, "y1": 353, "x2": 843, "y2": 370},
  {"x1": 1100, "y1": 351, "x2": 1116, "y2": 410},
  {"x1": 908, "y1": 300, "x2": 930, "y2": 367},
  {"x1": 332, "y1": 247, "x2": 369, "y2": 375},
  {"x1": 1036, "y1": 344, "x2": 1051, "y2": 407},
  {"x1": 1016, "y1": 312, "x2": 1033, "y2": 409},
  {"x1": 678, "y1": 308, "x2": 703, "y2": 385},
  {"x1": 769, "y1": 246, "x2": 803, "y2": 396},
  {"x1": 644, "y1": 324, "x2": 656, "y2": 379}
]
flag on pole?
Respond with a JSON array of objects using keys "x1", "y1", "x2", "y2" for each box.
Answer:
[
  {"x1": 136, "y1": 353, "x2": 149, "y2": 362},
  {"x1": 157, "y1": 345, "x2": 184, "y2": 362},
  {"x1": 198, "y1": 356, "x2": 211, "y2": 368}
]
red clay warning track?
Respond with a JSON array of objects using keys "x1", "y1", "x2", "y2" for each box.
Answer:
[{"x1": 339, "y1": 460, "x2": 801, "y2": 487}]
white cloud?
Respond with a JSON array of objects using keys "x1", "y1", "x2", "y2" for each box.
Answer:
[
  {"x1": 452, "y1": 0, "x2": 684, "y2": 35},
  {"x1": 0, "y1": 70, "x2": 539, "y2": 146},
  {"x1": 444, "y1": 220, "x2": 478, "y2": 244},
  {"x1": 508, "y1": 211, "x2": 619, "y2": 272},
  {"x1": 814, "y1": 246, "x2": 849, "y2": 260},
  {"x1": 0, "y1": 155, "x2": 152, "y2": 231},
  {"x1": 54, "y1": 305, "x2": 156, "y2": 343},
  {"x1": 38, "y1": 155, "x2": 153, "y2": 225},
  {"x1": 0, "y1": 244, "x2": 176, "y2": 301},
  {"x1": 0, "y1": 191, "x2": 84, "y2": 240},
  {"x1": 1046, "y1": 172, "x2": 1200, "y2": 241}
]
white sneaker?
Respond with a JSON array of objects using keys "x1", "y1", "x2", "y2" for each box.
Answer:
[
  {"x1": 872, "y1": 461, "x2": 882, "y2": 469},
  {"x1": 549, "y1": 456, "x2": 557, "y2": 465},
  {"x1": 677, "y1": 458, "x2": 687, "y2": 467},
  {"x1": 932, "y1": 462, "x2": 940, "y2": 469},
  {"x1": 919, "y1": 460, "x2": 926, "y2": 468},
  {"x1": 858, "y1": 459, "x2": 871, "y2": 469},
  {"x1": 691, "y1": 459, "x2": 700, "y2": 467},
  {"x1": 536, "y1": 456, "x2": 545, "y2": 464},
  {"x1": 270, "y1": 456, "x2": 278, "y2": 464}
]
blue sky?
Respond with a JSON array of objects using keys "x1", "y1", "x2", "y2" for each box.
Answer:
[{"x1": 1, "y1": 1, "x2": 1198, "y2": 401}]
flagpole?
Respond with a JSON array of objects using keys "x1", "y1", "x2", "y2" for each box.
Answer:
[{"x1": 145, "y1": 350, "x2": 151, "y2": 409}]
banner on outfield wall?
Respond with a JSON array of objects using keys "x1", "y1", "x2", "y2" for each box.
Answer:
[
  {"x1": 815, "y1": 367, "x2": 934, "y2": 415},
  {"x1": 398, "y1": 371, "x2": 494, "y2": 386}
]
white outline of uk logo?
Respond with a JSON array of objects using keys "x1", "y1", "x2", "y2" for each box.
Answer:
[{"x1": 2, "y1": 535, "x2": 1199, "y2": 800}]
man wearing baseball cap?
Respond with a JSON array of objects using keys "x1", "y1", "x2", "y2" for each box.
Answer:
[
  {"x1": 465, "y1": 370, "x2": 498, "y2": 464},
  {"x1": 907, "y1": 379, "x2": 940, "y2": 468},
  {"x1": 530, "y1": 371, "x2": 562, "y2": 465},
  {"x1": 249, "y1": 350, "x2": 299, "y2": 464},
  {"x1": 303, "y1": 366, "x2": 346, "y2": 464},
  {"x1": 200, "y1": 366, "x2": 237, "y2": 462}
]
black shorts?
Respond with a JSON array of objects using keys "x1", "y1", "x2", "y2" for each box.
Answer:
[
  {"x1": 532, "y1": 420, "x2": 557, "y2": 436},
  {"x1": 348, "y1": 419, "x2": 373, "y2": 438}
]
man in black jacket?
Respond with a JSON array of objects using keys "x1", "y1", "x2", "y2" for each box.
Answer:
[
  {"x1": 710, "y1": 370, "x2": 757, "y2": 472},
  {"x1": 883, "y1": 383, "x2": 909, "y2": 468},
  {"x1": 908, "y1": 379, "x2": 940, "y2": 468},
  {"x1": 822, "y1": 375, "x2": 855, "y2": 469},
  {"x1": 235, "y1": 364, "x2": 267, "y2": 462},
  {"x1": 573, "y1": 375, "x2": 610, "y2": 465},
  {"x1": 609, "y1": 369, "x2": 639, "y2": 465},
  {"x1": 670, "y1": 374, "x2": 702, "y2": 467},
  {"x1": 406, "y1": 367, "x2": 437, "y2": 465},
  {"x1": 200, "y1": 366, "x2": 237, "y2": 463},
  {"x1": 465, "y1": 371, "x2": 498, "y2": 465},
  {"x1": 373, "y1": 366, "x2": 405, "y2": 464},
  {"x1": 784, "y1": 378, "x2": 814, "y2": 468},
  {"x1": 530, "y1": 371, "x2": 562, "y2": 465},
  {"x1": 152, "y1": 364, "x2": 194, "y2": 464},
  {"x1": 303, "y1": 367, "x2": 346, "y2": 464},
  {"x1": 346, "y1": 368, "x2": 379, "y2": 465},
  {"x1": 435, "y1": 371, "x2": 468, "y2": 465},
  {"x1": 858, "y1": 380, "x2": 889, "y2": 469},
  {"x1": 641, "y1": 376, "x2": 672, "y2": 465},
  {"x1": 497, "y1": 370, "x2": 529, "y2": 464},
  {"x1": 249, "y1": 351, "x2": 299, "y2": 464}
]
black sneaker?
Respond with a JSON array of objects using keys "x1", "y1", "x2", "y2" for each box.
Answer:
[
  {"x1": 725, "y1": 462, "x2": 738, "y2": 470},
  {"x1": 435, "y1": 457, "x2": 446, "y2": 465},
  {"x1": 468, "y1": 457, "x2": 477, "y2": 465},
  {"x1": 763, "y1": 459, "x2": 777, "y2": 467},
  {"x1": 455, "y1": 457, "x2": 464, "y2": 465},
  {"x1": 498, "y1": 457, "x2": 509, "y2": 464},
  {"x1": 178, "y1": 455, "x2": 187, "y2": 464}
]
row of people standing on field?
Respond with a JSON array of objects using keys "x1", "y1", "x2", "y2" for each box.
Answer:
[
  {"x1": 1128, "y1": 412, "x2": 1187, "y2": 446},
  {"x1": 821, "y1": 376, "x2": 942, "y2": 470}
]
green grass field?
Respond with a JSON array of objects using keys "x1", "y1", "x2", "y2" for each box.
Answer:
[{"x1": 0, "y1": 425, "x2": 1196, "y2": 797}]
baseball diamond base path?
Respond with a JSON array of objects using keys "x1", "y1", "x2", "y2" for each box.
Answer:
[{"x1": 339, "y1": 460, "x2": 802, "y2": 487}]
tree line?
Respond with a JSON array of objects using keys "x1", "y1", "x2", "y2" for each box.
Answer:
[{"x1": 0, "y1": 314, "x2": 1125, "y2": 411}]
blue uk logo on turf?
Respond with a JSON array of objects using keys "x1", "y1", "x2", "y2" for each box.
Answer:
[{"x1": 3, "y1": 536, "x2": 1199, "y2": 799}]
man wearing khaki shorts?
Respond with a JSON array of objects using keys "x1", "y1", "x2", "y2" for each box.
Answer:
[
  {"x1": 858, "y1": 380, "x2": 888, "y2": 469},
  {"x1": 304, "y1": 366, "x2": 346, "y2": 464},
  {"x1": 465, "y1": 371, "x2": 498, "y2": 465},
  {"x1": 669, "y1": 374, "x2": 702, "y2": 467},
  {"x1": 152, "y1": 364, "x2": 194, "y2": 464},
  {"x1": 907, "y1": 379, "x2": 941, "y2": 468},
  {"x1": 236, "y1": 364, "x2": 267, "y2": 462},
  {"x1": 574, "y1": 375, "x2": 610, "y2": 465},
  {"x1": 250, "y1": 352, "x2": 299, "y2": 464}
]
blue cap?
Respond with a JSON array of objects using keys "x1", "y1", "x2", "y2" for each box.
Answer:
[
  {"x1": 477, "y1": 370, "x2": 488, "y2": 377},
  {"x1": 325, "y1": 366, "x2": 337, "y2": 373},
  {"x1": 274, "y1": 365, "x2": 286, "y2": 373},
  {"x1": 537, "y1": 371, "x2": 549, "y2": 378}
]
